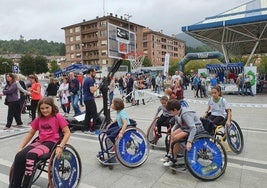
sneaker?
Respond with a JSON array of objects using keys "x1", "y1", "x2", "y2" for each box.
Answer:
[
  {"x1": 84, "y1": 131, "x2": 94, "y2": 135},
  {"x1": 160, "y1": 154, "x2": 171, "y2": 162},
  {"x1": 163, "y1": 159, "x2": 177, "y2": 167}
]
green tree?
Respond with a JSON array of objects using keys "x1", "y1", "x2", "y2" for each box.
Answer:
[
  {"x1": 168, "y1": 58, "x2": 180, "y2": 75},
  {"x1": 50, "y1": 60, "x2": 60, "y2": 73},
  {"x1": 20, "y1": 54, "x2": 35, "y2": 75},
  {"x1": 142, "y1": 57, "x2": 152, "y2": 67},
  {"x1": 35, "y1": 55, "x2": 48, "y2": 74},
  {"x1": 257, "y1": 56, "x2": 267, "y2": 74},
  {"x1": 0, "y1": 57, "x2": 13, "y2": 74},
  {"x1": 122, "y1": 60, "x2": 131, "y2": 72}
]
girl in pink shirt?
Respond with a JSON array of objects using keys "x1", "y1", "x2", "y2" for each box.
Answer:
[{"x1": 9, "y1": 97, "x2": 71, "y2": 188}]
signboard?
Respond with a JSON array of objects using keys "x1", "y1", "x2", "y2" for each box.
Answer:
[
  {"x1": 12, "y1": 65, "x2": 19, "y2": 73},
  {"x1": 163, "y1": 53, "x2": 170, "y2": 76}
]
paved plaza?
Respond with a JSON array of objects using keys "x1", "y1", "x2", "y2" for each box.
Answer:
[{"x1": 0, "y1": 88, "x2": 267, "y2": 188}]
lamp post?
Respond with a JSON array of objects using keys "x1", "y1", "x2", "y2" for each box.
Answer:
[{"x1": 2, "y1": 61, "x2": 8, "y2": 73}]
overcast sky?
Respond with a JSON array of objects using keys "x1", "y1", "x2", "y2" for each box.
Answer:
[{"x1": 0, "y1": 0, "x2": 247, "y2": 43}]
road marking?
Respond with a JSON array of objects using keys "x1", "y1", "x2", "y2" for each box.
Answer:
[{"x1": 228, "y1": 163, "x2": 267, "y2": 174}]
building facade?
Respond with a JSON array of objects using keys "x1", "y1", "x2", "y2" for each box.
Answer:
[
  {"x1": 62, "y1": 15, "x2": 185, "y2": 69},
  {"x1": 143, "y1": 28, "x2": 185, "y2": 66},
  {"x1": 62, "y1": 14, "x2": 145, "y2": 68}
]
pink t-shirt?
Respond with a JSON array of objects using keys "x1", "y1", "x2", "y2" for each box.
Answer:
[{"x1": 31, "y1": 113, "x2": 68, "y2": 143}]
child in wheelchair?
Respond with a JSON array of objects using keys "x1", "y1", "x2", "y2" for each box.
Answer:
[
  {"x1": 154, "y1": 96, "x2": 173, "y2": 138},
  {"x1": 162, "y1": 99, "x2": 205, "y2": 167},
  {"x1": 202, "y1": 85, "x2": 232, "y2": 127},
  {"x1": 9, "y1": 97, "x2": 71, "y2": 188},
  {"x1": 106, "y1": 98, "x2": 134, "y2": 152}
]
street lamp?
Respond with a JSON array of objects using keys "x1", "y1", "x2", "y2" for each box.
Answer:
[{"x1": 2, "y1": 61, "x2": 8, "y2": 73}]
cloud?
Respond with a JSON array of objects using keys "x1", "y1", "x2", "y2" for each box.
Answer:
[{"x1": 0, "y1": 0, "x2": 246, "y2": 42}]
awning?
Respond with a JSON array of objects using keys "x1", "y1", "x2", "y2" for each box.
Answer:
[
  {"x1": 53, "y1": 64, "x2": 100, "y2": 77},
  {"x1": 206, "y1": 63, "x2": 243, "y2": 72}
]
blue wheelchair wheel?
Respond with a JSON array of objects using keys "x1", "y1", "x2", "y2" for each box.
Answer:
[
  {"x1": 179, "y1": 99, "x2": 189, "y2": 108},
  {"x1": 226, "y1": 120, "x2": 244, "y2": 154},
  {"x1": 115, "y1": 127, "x2": 149, "y2": 168},
  {"x1": 185, "y1": 135, "x2": 227, "y2": 181},
  {"x1": 48, "y1": 144, "x2": 82, "y2": 188}
]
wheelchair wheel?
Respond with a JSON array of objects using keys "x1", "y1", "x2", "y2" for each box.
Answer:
[
  {"x1": 184, "y1": 135, "x2": 227, "y2": 181},
  {"x1": 48, "y1": 144, "x2": 82, "y2": 188},
  {"x1": 115, "y1": 127, "x2": 149, "y2": 168},
  {"x1": 146, "y1": 118, "x2": 157, "y2": 144},
  {"x1": 226, "y1": 120, "x2": 244, "y2": 154},
  {"x1": 179, "y1": 99, "x2": 189, "y2": 108}
]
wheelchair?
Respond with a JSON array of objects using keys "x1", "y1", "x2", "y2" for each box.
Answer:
[
  {"x1": 96, "y1": 120, "x2": 149, "y2": 169},
  {"x1": 146, "y1": 99, "x2": 189, "y2": 149},
  {"x1": 167, "y1": 131, "x2": 227, "y2": 181},
  {"x1": 202, "y1": 112, "x2": 244, "y2": 154},
  {"x1": 213, "y1": 119, "x2": 244, "y2": 154},
  {"x1": 146, "y1": 117, "x2": 173, "y2": 150},
  {"x1": 9, "y1": 140, "x2": 82, "y2": 188}
]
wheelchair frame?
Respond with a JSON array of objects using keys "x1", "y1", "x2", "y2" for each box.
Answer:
[
  {"x1": 9, "y1": 143, "x2": 82, "y2": 188},
  {"x1": 146, "y1": 117, "x2": 172, "y2": 150},
  {"x1": 96, "y1": 126, "x2": 149, "y2": 169}
]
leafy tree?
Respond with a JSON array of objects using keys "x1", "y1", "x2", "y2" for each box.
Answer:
[
  {"x1": 20, "y1": 54, "x2": 35, "y2": 75},
  {"x1": 19, "y1": 54, "x2": 48, "y2": 75},
  {"x1": 122, "y1": 60, "x2": 131, "y2": 72},
  {"x1": 257, "y1": 56, "x2": 267, "y2": 74},
  {"x1": 168, "y1": 58, "x2": 180, "y2": 75},
  {"x1": 50, "y1": 60, "x2": 60, "y2": 73},
  {"x1": 0, "y1": 39, "x2": 65, "y2": 56},
  {"x1": 142, "y1": 57, "x2": 152, "y2": 67},
  {"x1": 0, "y1": 57, "x2": 13, "y2": 74},
  {"x1": 35, "y1": 55, "x2": 48, "y2": 74}
]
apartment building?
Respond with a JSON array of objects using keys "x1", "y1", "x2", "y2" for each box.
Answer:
[
  {"x1": 61, "y1": 14, "x2": 145, "y2": 68},
  {"x1": 62, "y1": 15, "x2": 185, "y2": 68},
  {"x1": 143, "y1": 28, "x2": 185, "y2": 66}
]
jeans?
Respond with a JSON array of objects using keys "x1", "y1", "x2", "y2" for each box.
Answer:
[
  {"x1": 71, "y1": 94, "x2": 81, "y2": 115},
  {"x1": 156, "y1": 85, "x2": 161, "y2": 94},
  {"x1": 109, "y1": 91, "x2": 114, "y2": 105}
]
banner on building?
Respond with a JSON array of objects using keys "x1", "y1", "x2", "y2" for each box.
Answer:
[{"x1": 163, "y1": 53, "x2": 170, "y2": 76}]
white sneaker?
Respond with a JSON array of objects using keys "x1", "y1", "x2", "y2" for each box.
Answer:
[
  {"x1": 160, "y1": 155, "x2": 171, "y2": 162},
  {"x1": 163, "y1": 159, "x2": 177, "y2": 167},
  {"x1": 163, "y1": 160, "x2": 174, "y2": 167}
]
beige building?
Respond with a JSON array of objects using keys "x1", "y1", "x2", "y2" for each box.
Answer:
[
  {"x1": 61, "y1": 14, "x2": 145, "y2": 68},
  {"x1": 143, "y1": 28, "x2": 185, "y2": 66},
  {"x1": 62, "y1": 15, "x2": 185, "y2": 68}
]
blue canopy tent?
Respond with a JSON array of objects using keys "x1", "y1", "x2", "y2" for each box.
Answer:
[
  {"x1": 54, "y1": 64, "x2": 100, "y2": 77},
  {"x1": 182, "y1": 0, "x2": 267, "y2": 65}
]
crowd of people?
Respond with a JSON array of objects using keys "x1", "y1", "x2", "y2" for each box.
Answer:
[{"x1": 3, "y1": 67, "x2": 264, "y2": 187}]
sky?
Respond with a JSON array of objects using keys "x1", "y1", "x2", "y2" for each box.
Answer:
[{"x1": 0, "y1": 0, "x2": 247, "y2": 43}]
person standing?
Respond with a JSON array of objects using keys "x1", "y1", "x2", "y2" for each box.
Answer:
[
  {"x1": 77, "y1": 72, "x2": 84, "y2": 107},
  {"x1": 28, "y1": 74, "x2": 42, "y2": 122},
  {"x1": 83, "y1": 68, "x2": 99, "y2": 134},
  {"x1": 125, "y1": 73, "x2": 133, "y2": 103},
  {"x1": 1, "y1": 73, "x2": 23, "y2": 130},
  {"x1": 46, "y1": 77, "x2": 58, "y2": 102},
  {"x1": 68, "y1": 72, "x2": 82, "y2": 116},
  {"x1": 108, "y1": 76, "x2": 116, "y2": 105},
  {"x1": 58, "y1": 77, "x2": 71, "y2": 117},
  {"x1": 155, "y1": 73, "x2": 163, "y2": 94}
]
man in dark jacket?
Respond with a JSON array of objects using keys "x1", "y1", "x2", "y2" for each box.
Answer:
[
  {"x1": 125, "y1": 73, "x2": 133, "y2": 103},
  {"x1": 69, "y1": 72, "x2": 82, "y2": 116}
]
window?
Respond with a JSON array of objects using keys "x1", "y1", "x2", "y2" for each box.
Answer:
[
  {"x1": 70, "y1": 37, "x2": 73, "y2": 42},
  {"x1": 71, "y1": 54, "x2": 75, "y2": 59},
  {"x1": 70, "y1": 45, "x2": 75, "y2": 50},
  {"x1": 69, "y1": 28, "x2": 73, "y2": 33},
  {"x1": 100, "y1": 21, "x2": 106, "y2": 27},
  {"x1": 75, "y1": 26, "x2": 80, "y2": 32},
  {"x1": 76, "y1": 36, "x2": 81, "y2": 41},
  {"x1": 101, "y1": 40, "x2": 107, "y2": 46}
]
